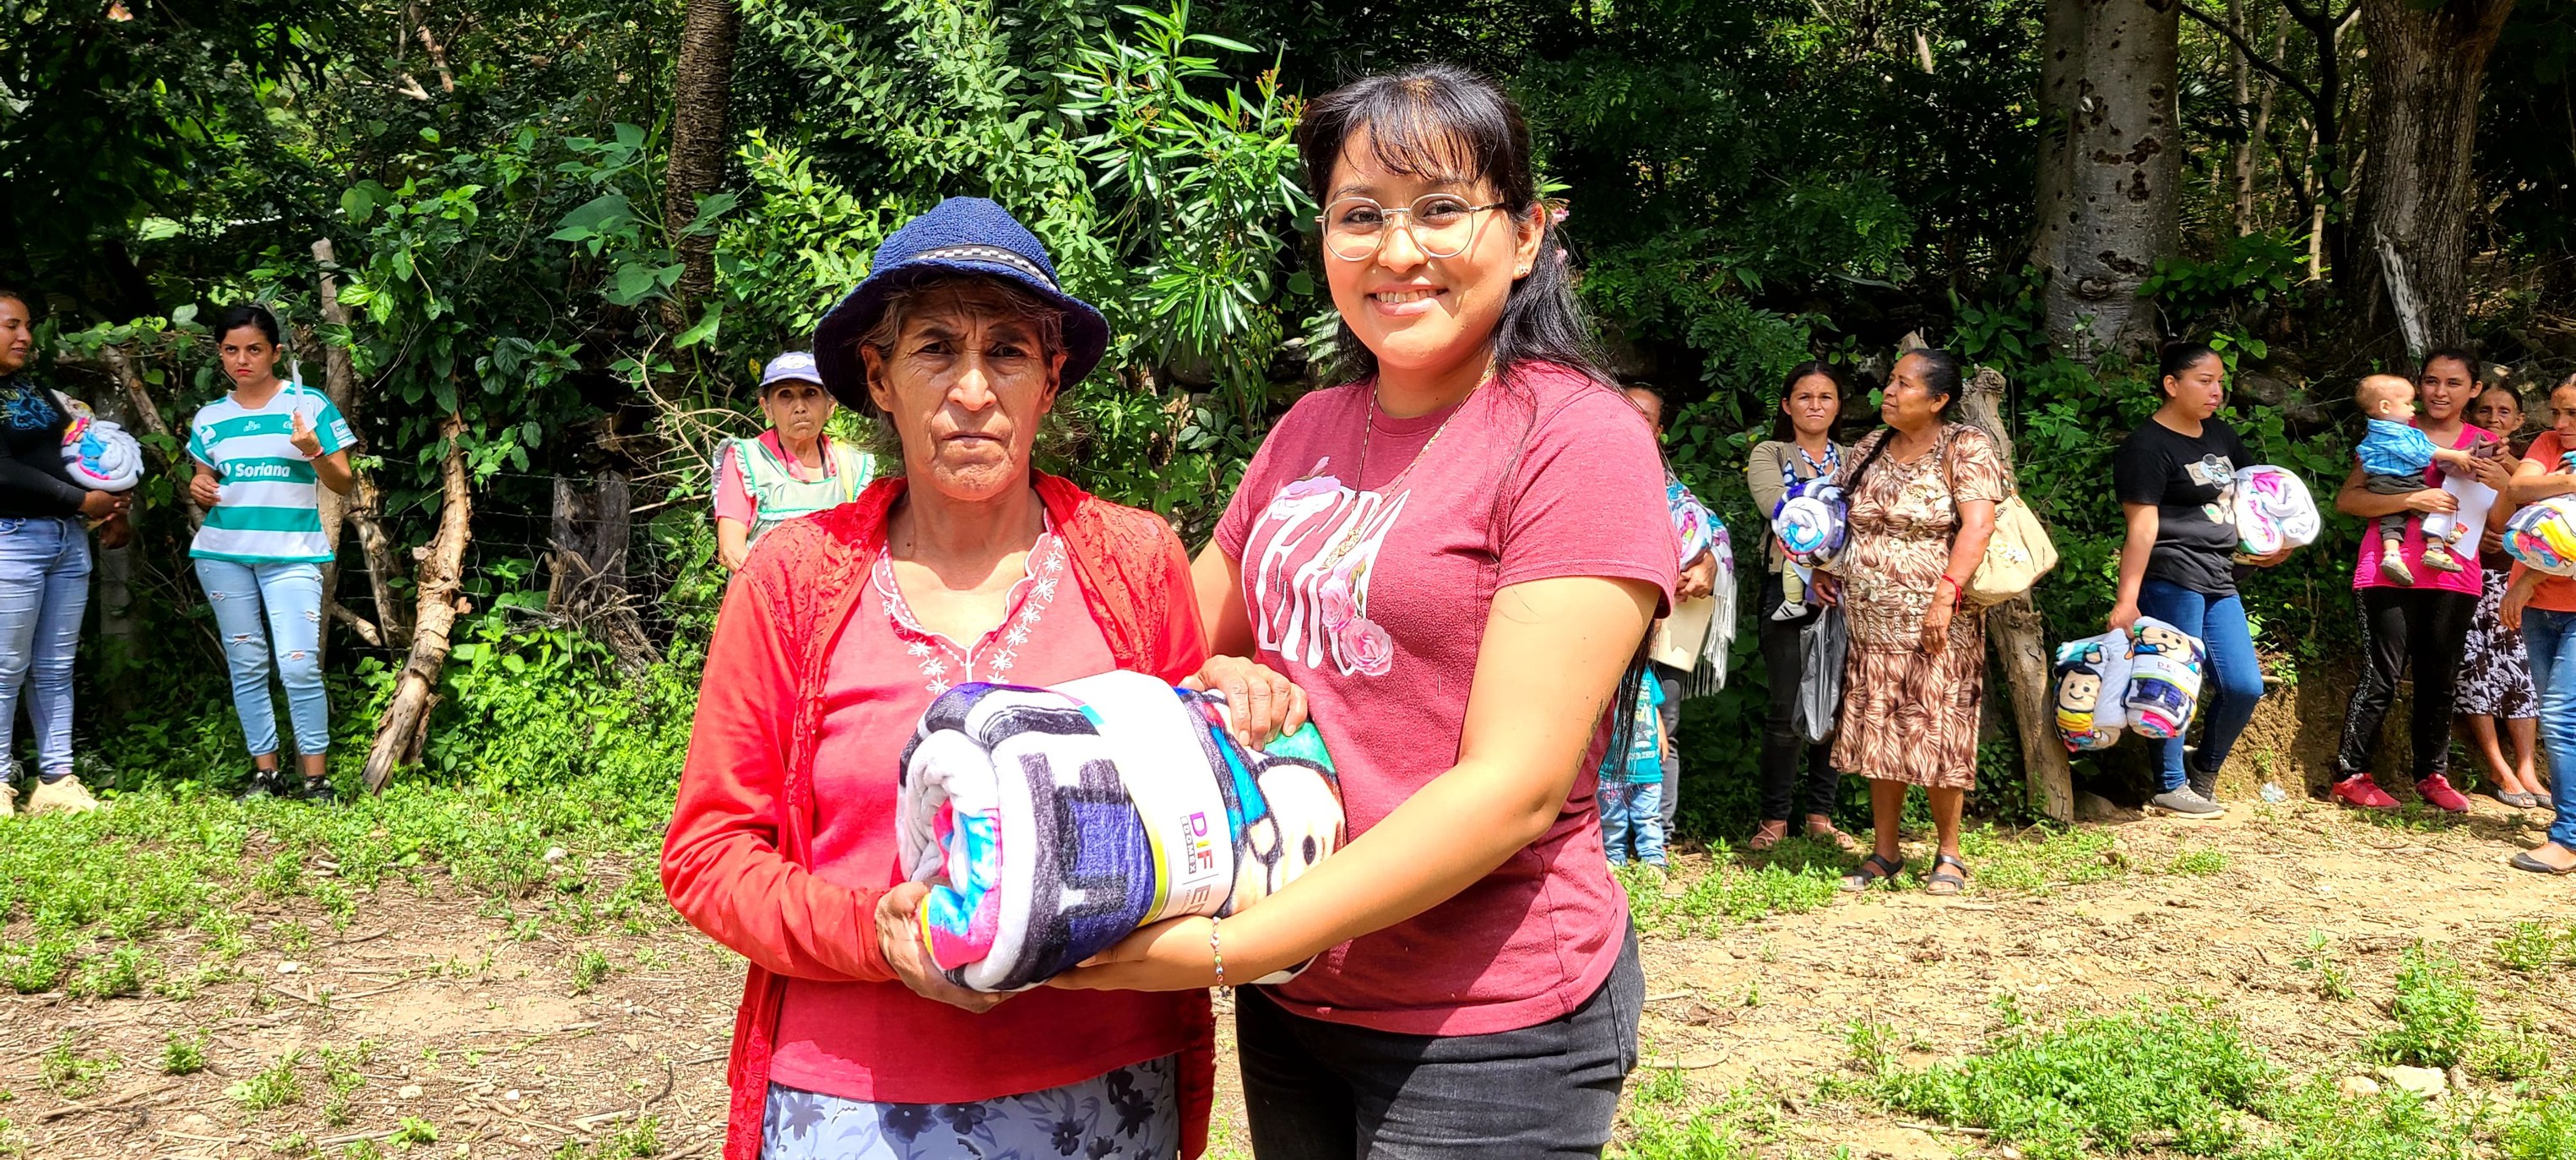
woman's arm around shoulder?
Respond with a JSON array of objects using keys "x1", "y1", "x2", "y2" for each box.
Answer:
[{"x1": 659, "y1": 548, "x2": 895, "y2": 984}]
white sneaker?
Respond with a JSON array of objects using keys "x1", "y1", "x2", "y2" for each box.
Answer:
[
  {"x1": 1771, "y1": 599, "x2": 1809, "y2": 621},
  {"x1": 26, "y1": 775, "x2": 100, "y2": 816}
]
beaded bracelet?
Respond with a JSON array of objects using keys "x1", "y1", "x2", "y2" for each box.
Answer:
[{"x1": 1209, "y1": 915, "x2": 1228, "y2": 988}]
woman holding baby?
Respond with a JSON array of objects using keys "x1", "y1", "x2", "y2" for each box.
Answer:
[{"x1": 2329, "y1": 349, "x2": 2514, "y2": 812}]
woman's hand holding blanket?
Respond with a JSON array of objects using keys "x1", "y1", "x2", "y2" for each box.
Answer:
[
  {"x1": 1186, "y1": 655, "x2": 1308, "y2": 745},
  {"x1": 876, "y1": 882, "x2": 1011, "y2": 1014}
]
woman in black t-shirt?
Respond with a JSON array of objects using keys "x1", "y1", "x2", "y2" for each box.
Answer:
[{"x1": 2108, "y1": 343, "x2": 2297, "y2": 817}]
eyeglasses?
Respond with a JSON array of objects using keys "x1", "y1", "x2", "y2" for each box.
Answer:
[{"x1": 1318, "y1": 194, "x2": 1509, "y2": 262}]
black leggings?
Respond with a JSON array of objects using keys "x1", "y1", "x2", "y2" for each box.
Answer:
[
  {"x1": 2336, "y1": 586, "x2": 2477, "y2": 778},
  {"x1": 1757, "y1": 574, "x2": 1841, "y2": 822}
]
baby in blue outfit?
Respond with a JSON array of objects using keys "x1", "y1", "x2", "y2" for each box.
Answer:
[{"x1": 2354, "y1": 373, "x2": 2480, "y2": 585}]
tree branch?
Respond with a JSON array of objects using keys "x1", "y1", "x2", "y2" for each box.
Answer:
[{"x1": 2182, "y1": 2, "x2": 2321, "y2": 110}]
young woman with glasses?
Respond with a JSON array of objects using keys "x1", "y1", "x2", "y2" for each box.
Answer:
[{"x1": 1054, "y1": 65, "x2": 1674, "y2": 1157}]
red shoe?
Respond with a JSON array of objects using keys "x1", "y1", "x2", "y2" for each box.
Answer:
[
  {"x1": 2332, "y1": 774, "x2": 2400, "y2": 810},
  {"x1": 2414, "y1": 774, "x2": 2470, "y2": 814}
]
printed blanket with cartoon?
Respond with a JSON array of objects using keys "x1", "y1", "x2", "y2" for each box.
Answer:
[{"x1": 898, "y1": 669, "x2": 1346, "y2": 993}]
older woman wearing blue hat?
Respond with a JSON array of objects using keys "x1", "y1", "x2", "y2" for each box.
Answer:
[
  {"x1": 663, "y1": 198, "x2": 1289, "y2": 1160},
  {"x1": 712, "y1": 351, "x2": 879, "y2": 572}
]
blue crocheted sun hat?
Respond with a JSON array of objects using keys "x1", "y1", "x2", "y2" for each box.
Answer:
[{"x1": 811, "y1": 198, "x2": 1109, "y2": 410}]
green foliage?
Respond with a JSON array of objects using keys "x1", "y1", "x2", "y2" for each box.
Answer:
[
  {"x1": 568, "y1": 947, "x2": 614, "y2": 995},
  {"x1": 2168, "y1": 847, "x2": 2228, "y2": 876},
  {"x1": 41, "y1": 1037, "x2": 118, "y2": 1101},
  {"x1": 229, "y1": 1051, "x2": 305, "y2": 1112},
  {"x1": 2498, "y1": 921, "x2": 2576, "y2": 973},
  {"x1": 1610, "y1": 1085, "x2": 1775, "y2": 1160},
  {"x1": 2368, "y1": 947, "x2": 2483, "y2": 1070},
  {"x1": 1863, "y1": 1004, "x2": 2274, "y2": 1158},
  {"x1": 1620, "y1": 854, "x2": 1842, "y2": 935},
  {"x1": 2500, "y1": 1076, "x2": 2576, "y2": 1160},
  {"x1": 161, "y1": 1031, "x2": 209, "y2": 1076}
]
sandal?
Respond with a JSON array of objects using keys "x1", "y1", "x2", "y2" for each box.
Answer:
[
  {"x1": 1807, "y1": 825, "x2": 1863, "y2": 854},
  {"x1": 1926, "y1": 854, "x2": 1971, "y2": 897},
  {"x1": 2495, "y1": 790, "x2": 2541, "y2": 810},
  {"x1": 2511, "y1": 850, "x2": 2576, "y2": 875},
  {"x1": 1748, "y1": 821, "x2": 1789, "y2": 853},
  {"x1": 1841, "y1": 853, "x2": 1904, "y2": 892}
]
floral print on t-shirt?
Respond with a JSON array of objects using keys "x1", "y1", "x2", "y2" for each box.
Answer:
[{"x1": 1239, "y1": 457, "x2": 1402, "y2": 678}]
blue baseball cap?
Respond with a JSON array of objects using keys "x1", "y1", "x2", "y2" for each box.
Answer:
[
  {"x1": 811, "y1": 197, "x2": 1109, "y2": 411},
  {"x1": 759, "y1": 350, "x2": 822, "y2": 389}
]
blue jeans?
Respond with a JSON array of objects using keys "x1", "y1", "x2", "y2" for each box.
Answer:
[
  {"x1": 1602, "y1": 780, "x2": 1666, "y2": 866},
  {"x1": 2135, "y1": 579, "x2": 2266, "y2": 793},
  {"x1": 0, "y1": 518, "x2": 91, "y2": 778},
  {"x1": 2518, "y1": 609, "x2": 2576, "y2": 848},
  {"x1": 193, "y1": 558, "x2": 328, "y2": 758}
]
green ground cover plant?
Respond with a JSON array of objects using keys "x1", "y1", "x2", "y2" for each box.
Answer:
[{"x1": 2370, "y1": 947, "x2": 2484, "y2": 1069}]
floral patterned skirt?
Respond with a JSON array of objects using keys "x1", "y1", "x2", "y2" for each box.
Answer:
[
  {"x1": 2459, "y1": 563, "x2": 2538, "y2": 719},
  {"x1": 762, "y1": 1054, "x2": 1179, "y2": 1160}
]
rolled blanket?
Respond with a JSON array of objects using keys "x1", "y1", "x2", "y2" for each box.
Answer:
[
  {"x1": 1771, "y1": 478, "x2": 1847, "y2": 567},
  {"x1": 2124, "y1": 616, "x2": 2207, "y2": 740},
  {"x1": 898, "y1": 669, "x2": 1345, "y2": 993},
  {"x1": 55, "y1": 398, "x2": 143, "y2": 492},
  {"x1": 2053, "y1": 630, "x2": 2133, "y2": 752},
  {"x1": 2231, "y1": 465, "x2": 2318, "y2": 556},
  {"x1": 2506, "y1": 496, "x2": 2576, "y2": 577}
]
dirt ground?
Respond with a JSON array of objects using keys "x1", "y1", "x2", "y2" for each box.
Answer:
[{"x1": 5, "y1": 781, "x2": 2568, "y2": 1160}]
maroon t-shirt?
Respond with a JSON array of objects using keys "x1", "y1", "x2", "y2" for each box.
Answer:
[{"x1": 1215, "y1": 362, "x2": 1677, "y2": 1035}]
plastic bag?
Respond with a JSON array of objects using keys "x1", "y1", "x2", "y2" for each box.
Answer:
[{"x1": 1795, "y1": 605, "x2": 1847, "y2": 745}]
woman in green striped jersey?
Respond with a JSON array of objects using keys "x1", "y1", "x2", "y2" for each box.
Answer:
[{"x1": 186, "y1": 304, "x2": 356, "y2": 802}]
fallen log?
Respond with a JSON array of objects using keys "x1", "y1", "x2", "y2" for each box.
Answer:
[{"x1": 364, "y1": 413, "x2": 471, "y2": 794}]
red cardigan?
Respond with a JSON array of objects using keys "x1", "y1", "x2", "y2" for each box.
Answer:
[{"x1": 661, "y1": 474, "x2": 1215, "y2": 1160}]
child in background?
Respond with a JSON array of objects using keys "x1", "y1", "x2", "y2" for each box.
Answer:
[
  {"x1": 1600, "y1": 669, "x2": 1670, "y2": 870},
  {"x1": 2355, "y1": 373, "x2": 2482, "y2": 584}
]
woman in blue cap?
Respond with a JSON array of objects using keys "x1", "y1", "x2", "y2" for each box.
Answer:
[
  {"x1": 712, "y1": 351, "x2": 878, "y2": 572},
  {"x1": 664, "y1": 197, "x2": 1295, "y2": 1160}
]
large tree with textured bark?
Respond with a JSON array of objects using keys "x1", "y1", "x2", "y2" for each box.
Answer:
[
  {"x1": 2032, "y1": 0, "x2": 2184, "y2": 361},
  {"x1": 2348, "y1": 0, "x2": 2515, "y2": 355},
  {"x1": 663, "y1": 0, "x2": 741, "y2": 330}
]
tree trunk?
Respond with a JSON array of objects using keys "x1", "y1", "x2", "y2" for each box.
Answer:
[
  {"x1": 96, "y1": 344, "x2": 202, "y2": 530},
  {"x1": 1954, "y1": 366, "x2": 2078, "y2": 824},
  {"x1": 2349, "y1": 0, "x2": 2514, "y2": 356},
  {"x1": 549, "y1": 472, "x2": 660, "y2": 674},
  {"x1": 2028, "y1": 0, "x2": 2085, "y2": 272},
  {"x1": 662, "y1": 0, "x2": 740, "y2": 330},
  {"x1": 85, "y1": 388, "x2": 139, "y2": 716},
  {"x1": 309, "y1": 240, "x2": 365, "y2": 661},
  {"x1": 364, "y1": 414, "x2": 471, "y2": 794},
  {"x1": 2036, "y1": 0, "x2": 2183, "y2": 361}
]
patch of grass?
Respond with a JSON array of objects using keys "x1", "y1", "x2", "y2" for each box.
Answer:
[
  {"x1": 41, "y1": 1037, "x2": 117, "y2": 1100},
  {"x1": 1960, "y1": 826, "x2": 2127, "y2": 894},
  {"x1": 0, "y1": 937, "x2": 71, "y2": 994},
  {"x1": 551, "y1": 1115, "x2": 662, "y2": 1159},
  {"x1": 342, "y1": 1140, "x2": 385, "y2": 1160},
  {"x1": 1626, "y1": 854, "x2": 1841, "y2": 935},
  {"x1": 2167, "y1": 846, "x2": 2227, "y2": 876},
  {"x1": 1612, "y1": 1085, "x2": 1773, "y2": 1160},
  {"x1": 317, "y1": 1043, "x2": 372, "y2": 1126},
  {"x1": 2234, "y1": 1073, "x2": 2476, "y2": 1159},
  {"x1": 2498, "y1": 921, "x2": 2576, "y2": 973},
  {"x1": 226, "y1": 1051, "x2": 303, "y2": 1111},
  {"x1": 391, "y1": 1116, "x2": 437, "y2": 1145},
  {"x1": 2368, "y1": 946, "x2": 2481, "y2": 1069},
  {"x1": 2475, "y1": 1025, "x2": 2554, "y2": 1081},
  {"x1": 1862, "y1": 1003, "x2": 2272, "y2": 1157},
  {"x1": 67, "y1": 944, "x2": 149, "y2": 998},
  {"x1": 569, "y1": 946, "x2": 614, "y2": 995},
  {"x1": 161, "y1": 1030, "x2": 209, "y2": 1076},
  {"x1": 272, "y1": 1131, "x2": 311, "y2": 1156},
  {"x1": 2293, "y1": 931, "x2": 2356, "y2": 1002},
  {"x1": 2500, "y1": 1078, "x2": 2576, "y2": 1160}
]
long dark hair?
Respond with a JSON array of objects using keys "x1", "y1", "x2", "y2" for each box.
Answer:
[
  {"x1": 215, "y1": 303, "x2": 283, "y2": 347},
  {"x1": 1846, "y1": 348, "x2": 1965, "y2": 496},
  {"x1": 1295, "y1": 65, "x2": 1607, "y2": 387},
  {"x1": 1770, "y1": 360, "x2": 1854, "y2": 442}
]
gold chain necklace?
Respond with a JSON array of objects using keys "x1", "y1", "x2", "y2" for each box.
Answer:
[{"x1": 1315, "y1": 380, "x2": 1481, "y2": 579}]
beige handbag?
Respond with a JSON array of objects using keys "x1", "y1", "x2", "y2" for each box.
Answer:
[{"x1": 1965, "y1": 478, "x2": 2057, "y2": 607}]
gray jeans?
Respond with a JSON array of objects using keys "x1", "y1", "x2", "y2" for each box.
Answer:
[{"x1": 1236, "y1": 924, "x2": 1643, "y2": 1158}]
